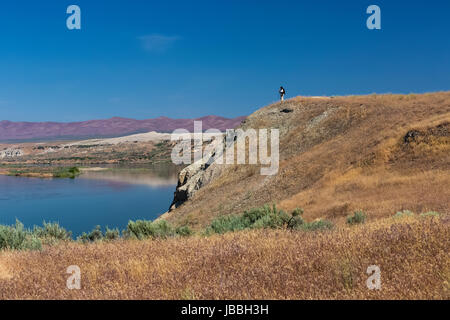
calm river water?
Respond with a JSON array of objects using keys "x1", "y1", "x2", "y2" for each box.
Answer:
[{"x1": 0, "y1": 167, "x2": 178, "y2": 237}]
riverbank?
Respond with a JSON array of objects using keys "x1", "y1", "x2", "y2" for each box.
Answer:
[
  {"x1": 0, "y1": 137, "x2": 175, "y2": 168},
  {"x1": 0, "y1": 166, "x2": 83, "y2": 179},
  {"x1": 0, "y1": 164, "x2": 180, "y2": 180}
]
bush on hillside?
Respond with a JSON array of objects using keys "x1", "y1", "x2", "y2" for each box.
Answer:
[
  {"x1": 299, "y1": 219, "x2": 334, "y2": 231},
  {"x1": 104, "y1": 227, "x2": 120, "y2": 240},
  {"x1": 420, "y1": 211, "x2": 440, "y2": 217},
  {"x1": 78, "y1": 225, "x2": 104, "y2": 243},
  {"x1": 394, "y1": 210, "x2": 414, "y2": 218},
  {"x1": 252, "y1": 209, "x2": 290, "y2": 229},
  {"x1": 0, "y1": 220, "x2": 42, "y2": 251},
  {"x1": 346, "y1": 211, "x2": 366, "y2": 225},
  {"x1": 33, "y1": 222, "x2": 72, "y2": 242},
  {"x1": 286, "y1": 208, "x2": 305, "y2": 229},
  {"x1": 125, "y1": 220, "x2": 175, "y2": 240},
  {"x1": 207, "y1": 204, "x2": 297, "y2": 234},
  {"x1": 175, "y1": 225, "x2": 193, "y2": 237},
  {"x1": 208, "y1": 214, "x2": 250, "y2": 234}
]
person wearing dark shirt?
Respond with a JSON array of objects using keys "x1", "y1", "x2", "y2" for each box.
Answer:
[{"x1": 279, "y1": 86, "x2": 286, "y2": 102}]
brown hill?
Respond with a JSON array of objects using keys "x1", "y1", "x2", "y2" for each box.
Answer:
[{"x1": 162, "y1": 92, "x2": 450, "y2": 228}]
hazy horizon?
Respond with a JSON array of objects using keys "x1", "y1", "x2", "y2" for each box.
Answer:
[{"x1": 0, "y1": 114, "x2": 245, "y2": 123}]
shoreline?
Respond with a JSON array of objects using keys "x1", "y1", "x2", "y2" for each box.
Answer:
[
  {"x1": 0, "y1": 165, "x2": 177, "y2": 179},
  {"x1": 0, "y1": 166, "x2": 92, "y2": 179}
]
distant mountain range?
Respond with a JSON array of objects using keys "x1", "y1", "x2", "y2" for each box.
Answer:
[{"x1": 0, "y1": 115, "x2": 246, "y2": 142}]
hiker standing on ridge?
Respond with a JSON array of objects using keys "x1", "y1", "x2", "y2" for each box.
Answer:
[{"x1": 279, "y1": 86, "x2": 286, "y2": 102}]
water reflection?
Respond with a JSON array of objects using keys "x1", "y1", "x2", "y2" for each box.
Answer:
[
  {"x1": 79, "y1": 169, "x2": 178, "y2": 188},
  {"x1": 0, "y1": 165, "x2": 181, "y2": 237}
]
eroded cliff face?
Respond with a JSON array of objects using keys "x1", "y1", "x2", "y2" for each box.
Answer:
[
  {"x1": 170, "y1": 160, "x2": 224, "y2": 211},
  {"x1": 167, "y1": 99, "x2": 297, "y2": 212},
  {"x1": 169, "y1": 135, "x2": 230, "y2": 211},
  {"x1": 167, "y1": 99, "x2": 305, "y2": 213}
]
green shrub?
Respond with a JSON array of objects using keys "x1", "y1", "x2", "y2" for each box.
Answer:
[
  {"x1": 0, "y1": 220, "x2": 42, "y2": 251},
  {"x1": 78, "y1": 225, "x2": 104, "y2": 243},
  {"x1": 151, "y1": 220, "x2": 174, "y2": 238},
  {"x1": 208, "y1": 204, "x2": 292, "y2": 234},
  {"x1": 33, "y1": 222, "x2": 72, "y2": 241},
  {"x1": 242, "y1": 205, "x2": 274, "y2": 225},
  {"x1": 346, "y1": 211, "x2": 366, "y2": 225},
  {"x1": 286, "y1": 216, "x2": 305, "y2": 229},
  {"x1": 252, "y1": 210, "x2": 290, "y2": 229},
  {"x1": 420, "y1": 211, "x2": 440, "y2": 217},
  {"x1": 287, "y1": 208, "x2": 305, "y2": 229},
  {"x1": 123, "y1": 220, "x2": 152, "y2": 239},
  {"x1": 207, "y1": 215, "x2": 244, "y2": 234},
  {"x1": 394, "y1": 210, "x2": 414, "y2": 218},
  {"x1": 125, "y1": 220, "x2": 174, "y2": 240},
  {"x1": 299, "y1": 219, "x2": 334, "y2": 231},
  {"x1": 291, "y1": 208, "x2": 304, "y2": 217},
  {"x1": 53, "y1": 167, "x2": 80, "y2": 179},
  {"x1": 175, "y1": 226, "x2": 193, "y2": 237},
  {"x1": 104, "y1": 227, "x2": 120, "y2": 240}
]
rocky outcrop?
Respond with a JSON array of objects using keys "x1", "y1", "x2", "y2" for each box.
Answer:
[
  {"x1": 168, "y1": 102, "x2": 295, "y2": 211},
  {"x1": 170, "y1": 161, "x2": 223, "y2": 211},
  {"x1": 0, "y1": 148, "x2": 24, "y2": 159},
  {"x1": 169, "y1": 138, "x2": 226, "y2": 211}
]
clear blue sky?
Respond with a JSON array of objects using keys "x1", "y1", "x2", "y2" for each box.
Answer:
[{"x1": 0, "y1": 0, "x2": 449, "y2": 122}]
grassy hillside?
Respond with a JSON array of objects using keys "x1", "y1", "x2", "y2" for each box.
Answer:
[
  {"x1": 163, "y1": 92, "x2": 450, "y2": 229},
  {"x1": 0, "y1": 215, "x2": 447, "y2": 299},
  {"x1": 0, "y1": 92, "x2": 448, "y2": 300}
]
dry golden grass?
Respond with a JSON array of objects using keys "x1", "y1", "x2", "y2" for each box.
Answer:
[
  {"x1": 0, "y1": 215, "x2": 448, "y2": 299},
  {"x1": 164, "y1": 92, "x2": 450, "y2": 229},
  {"x1": 1, "y1": 93, "x2": 448, "y2": 300},
  {"x1": 280, "y1": 167, "x2": 450, "y2": 223}
]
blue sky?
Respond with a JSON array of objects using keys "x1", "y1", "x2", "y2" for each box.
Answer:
[{"x1": 0, "y1": 0, "x2": 449, "y2": 122}]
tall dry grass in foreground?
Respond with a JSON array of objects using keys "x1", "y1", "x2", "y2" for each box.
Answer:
[{"x1": 0, "y1": 215, "x2": 448, "y2": 299}]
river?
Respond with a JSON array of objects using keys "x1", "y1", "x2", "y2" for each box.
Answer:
[{"x1": 0, "y1": 167, "x2": 178, "y2": 237}]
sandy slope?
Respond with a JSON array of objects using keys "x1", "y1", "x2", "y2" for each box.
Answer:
[{"x1": 64, "y1": 131, "x2": 224, "y2": 146}]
